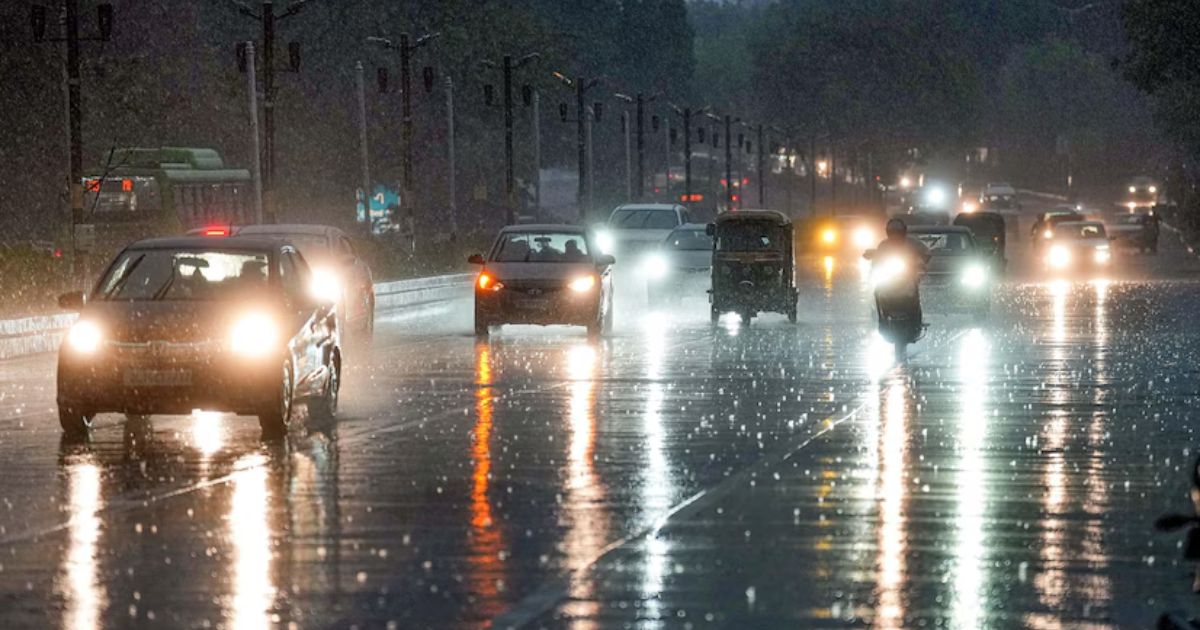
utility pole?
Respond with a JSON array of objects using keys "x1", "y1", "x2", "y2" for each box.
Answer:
[
  {"x1": 483, "y1": 53, "x2": 539, "y2": 224},
  {"x1": 532, "y1": 90, "x2": 542, "y2": 221},
  {"x1": 809, "y1": 136, "x2": 817, "y2": 216},
  {"x1": 830, "y1": 147, "x2": 837, "y2": 216},
  {"x1": 663, "y1": 112, "x2": 671, "y2": 202},
  {"x1": 622, "y1": 111, "x2": 632, "y2": 201},
  {"x1": 756, "y1": 124, "x2": 765, "y2": 208},
  {"x1": 230, "y1": 0, "x2": 310, "y2": 224},
  {"x1": 636, "y1": 94, "x2": 646, "y2": 199},
  {"x1": 724, "y1": 115, "x2": 734, "y2": 211},
  {"x1": 554, "y1": 72, "x2": 600, "y2": 221},
  {"x1": 445, "y1": 75, "x2": 456, "y2": 237},
  {"x1": 355, "y1": 60, "x2": 370, "y2": 234},
  {"x1": 369, "y1": 32, "x2": 440, "y2": 220},
  {"x1": 248, "y1": 44, "x2": 264, "y2": 224},
  {"x1": 30, "y1": 1, "x2": 113, "y2": 283}
]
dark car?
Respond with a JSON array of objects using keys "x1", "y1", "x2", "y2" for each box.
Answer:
[
  {"x1": 908, "y1": 226, "x2": 993, "y2": 314},
  {"x1": 1031, "y1": 210, "x2": 1085, "y2": 249},
  {"x1": 953, "y1": 211, "x2": 1007, "y2": 271},
  {"x1": 191, "y1": 224, "x2": 376, "y2": 337},
  {"x1": 469, "y1": 225, "x2": 615, "y2": 337},
  {"x1": 1107, "y1": 212, "x2": 1160, "y2": 253},
  {"x1": 56, "y1": 236, "x2": 342, "y2": 438},
  {"x1": 645, "y1": 223, "x2": 713, "y2": 306}
]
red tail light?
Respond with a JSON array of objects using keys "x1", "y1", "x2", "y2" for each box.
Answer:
[{"x1": 202, "y1": 227, "x2": 230, "y2": 237}]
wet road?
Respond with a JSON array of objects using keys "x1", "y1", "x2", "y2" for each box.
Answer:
[{"x1": 3, "y1": 211, "x2": 1200, "y2": 628}]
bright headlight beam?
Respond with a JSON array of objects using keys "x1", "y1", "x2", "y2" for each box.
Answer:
[
  {"x1": 1094, "y1": 248, "x2": 1111, "y2": 264},
  {"x1": 961, "y1": 264, "x2": 987, "y2": 289},
  {"x1": 310, "y1": 267, "x2": 341, "y2": 303},
  {"x1": 644, "y1": 254, "x2": 669, "y2": 279},
  {"x1": 853, "y1": 227, "x2": 875, "y2": 249},
  {"x1": 569, "y1": 275, "x2": 597, "y2": 293},
  {"x1": 1047, "y1": 245, "x2": 1071, "y2": 269},
  {"x1": 594, "y1": 231, "x2": 614, "y2": 255},
  {"x1": 67, "y1": 320, "x2": 102, "y2": 354},
  {"x1": 871, "y1": 257, "x2": 907, "y2": 288},
  {"x1": 230, "y1": 313, "x2": 278, "y2": 357}
]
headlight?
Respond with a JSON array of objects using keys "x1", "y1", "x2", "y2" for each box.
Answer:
[
  {"x1": 900, "y1": 176, "x2": 912, "y2": 189},
  {"x1": 871, "y1": 257, "x2": 907, "y2": 287},
  {"x1": 926, "y1": 187, "x2": 947, "y2": 206},
  {"x1": 1129, "y1": 186, "x2": 1137, "y2": 194},
  {"x1": 961, "y1": 201, "x2": 978, "y2": 213},
  {"x1": 1043, "y1": 229, "x2": 1053, "y2": 239},
  {"x1": 961, "y1": 264, "x2": 988, "y2": 289},
  {"x1": 1150, "y1": 186, "x2": 1158, "y2": 194},
  {"x1": 569, "y1": 275, "x2": 597, "y2": 293},
  {"x1": 1047, "y1": 245, "x2": 1071, "y2": 269},
  {"x1": 594, "y1": 231, "x2": 614, "y2": 255},
  {"x1": 230, "y1": 312, "x2": 279, "y2": 357},
  {"x1": 852, "y1": 227, "x2": 875, "y2": 249},
  {"x1": 1094, "y1": 247, "x2": 1111, "y2": 264},
  {"x1": 821, "y1": 228, "x2": 838, "y2": 245},
  {"x1": 66, "y1": 320, "x2": 102, "y2": 354},
  {"x1": 644, "y1": 254, "x2": 669, "y2": 279},
  {"x1": 310, "y1": 267, "x2": 341, "y2": 303}
]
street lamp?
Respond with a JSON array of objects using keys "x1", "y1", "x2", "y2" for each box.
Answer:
[{"x1": 554, "y1": 72, "x2": 603, "y2": 221}]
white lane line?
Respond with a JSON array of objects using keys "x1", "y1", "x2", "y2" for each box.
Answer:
[{"x1": 489, "y1": 328, "x2": 968, "y2": 630}]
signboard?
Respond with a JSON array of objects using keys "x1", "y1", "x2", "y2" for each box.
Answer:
[{"x1": 356, "y1": 185, "x2": 400, "y2": 235}]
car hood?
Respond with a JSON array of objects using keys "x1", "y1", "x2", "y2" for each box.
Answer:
[
  {"x1": 80, "y1": 300, "x2": 277, "y2": 343},
  {"x1": 1056, "y1": 238, "x2": 1108, "y2": 249},
  {"x1": 483, "y1": 262, "x2": 599, "y2": 283},
  {"x1": 663, "y1": 249, "x2": 711, "y2": 269}
]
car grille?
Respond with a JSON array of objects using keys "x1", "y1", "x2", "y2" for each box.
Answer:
[{"x1": 108, "y1": 340, "x2": 220, "y2": 363}]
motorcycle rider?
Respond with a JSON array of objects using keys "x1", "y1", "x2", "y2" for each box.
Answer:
[{"x1": 874, "y1": 218, "x2": 932, "y2": 322}]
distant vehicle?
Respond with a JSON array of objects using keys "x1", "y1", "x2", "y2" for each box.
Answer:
[
  {"x1": 707, "y1": 210, "x2": 798, "y2": 324},
  {"x1": 595, "y1": 204, "x2": 693, "y2": 265},
  {"x1": 904, "y1": 184, "x2": 953, "y2": 225},
  {"x1": 82, "y1": 147, "x2": 254, "y2": 256},
  {"x1": 1042, "y1": 221, "x2": 1111, "y2": 272},
  {"x1": 1124, "y1": 176, "x2": 1160, "y2": 210},
  {"x1": 1031, "y1": 209, "x2": 1085, "y2": 249},
  {"x1": 644, "y1": 223, "x2": 713, "y2": 306},
  {"x1": 55, "y1": 236, "x2": 341, "y2": 438},
  {"x1": 953, "y1": 211, "x2": 1007, "y2": 271},
  {"x1": 981, "y1": 182, "x2": 1017, "y2": 198},
  {"x1": 468, "y1": 224, "x2": 615, "y2": 337},
  {"x1": 801, "y1": 214, "x2": 881, "y2": 258},
  {"x1": 908, "y1": 226, "x2": 992, "y2": 314},
  {"x1": 230, "y1": 224, "x2": 375, "y2": 337},
  {"x1": 1107, "y1": 212, "x2": 1160, "y2": 254}
]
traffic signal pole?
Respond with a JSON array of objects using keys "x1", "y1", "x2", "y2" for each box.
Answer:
[
  {"x1": 66, "y1": 0, "x2": 85, "y2": 281},
  {"x1": 261, "y1": 1, "x2": 276, "y2": 223}
]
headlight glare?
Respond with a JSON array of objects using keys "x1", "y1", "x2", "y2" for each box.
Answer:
[
  {"x1": 595, "y1": 231, "x2": 614, "y2": 255},
  {"x1": 230, "y1": 312, "x2": 279, "y2": 357},
  {"x1": 644, "y1": 254, "x2": 669, "y2": 279},
  {"x1": 1094, "y1": 248, "x2": 1111, "y2": 264},
  {"x1": 961, "y1": 264, "x2": 988, "y2": 289},
  {"x1": 821, "y1": 228, "x2": 838, "y2": 245},
  {"x1": 67, "y1": 320, "x2": 102, "y2": 354},
  {"x1": 1047, "y1": 245, "x2": 1071, "y2": 269},
  {"x1": 853, "y1": 227, "x2": 875, "y2": 249},
  {"x1": 310, "y1": 267, "x2": 341, "y2": 303},
  {"x1": 871, "y1": 257, "x2": 907, "y2": 288},
  {"x1": 569, "y1": 275, "x2": 597, "y2": 293}
]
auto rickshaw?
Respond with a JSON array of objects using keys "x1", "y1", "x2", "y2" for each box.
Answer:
[
  {"x1": 953, "y1": 211, "x2": 1007, "y2": 272},
  {"x1": 706, "y1": 210, "x2": 799, "y2": 324}
]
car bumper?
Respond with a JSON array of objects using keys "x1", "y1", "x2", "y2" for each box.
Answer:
[
  {"x1": 57, "y1": 345, "x2": 281, "y2": 415},
  {"x1": 475, "y1": 290, "x2": 601, "y2": 327}
]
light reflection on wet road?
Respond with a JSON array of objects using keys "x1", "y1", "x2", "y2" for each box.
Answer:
[{"x1": 1, "y1": 220, "x2": 1200, "y2": 628}]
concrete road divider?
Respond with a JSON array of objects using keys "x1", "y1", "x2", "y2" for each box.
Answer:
[{"x1": 0, "y1": 273, "x2": 474, "y2": 360}]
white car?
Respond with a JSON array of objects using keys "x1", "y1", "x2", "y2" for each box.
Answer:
[{"x1": 594, "y1": 204, "x2": 694, "y2": 265}]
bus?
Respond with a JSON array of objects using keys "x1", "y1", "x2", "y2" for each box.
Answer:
[{"x1": 83, "y1": 147, "x2": 254, "y2": 253}]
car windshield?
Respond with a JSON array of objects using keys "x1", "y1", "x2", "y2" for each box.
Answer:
[
  {"x1": 492, "y1": 232, "x2": 590, "y2": 262},
  {"x1": 913, "y1": 232, "x2": 972, "y2": 253},
  {"x1": 666, "y1": 229, "x2": 712, "y2": 251},
  {"x1": 610, "y1": 208, "x2": 678, "y2": 229},
  {"x1": 716, "y1": 224, "x2": 780, "y2": 251},
  {"x1": 95, "y1": 249, "x2": 271, "y2": 301},
  {"x1": 1059, "y1": 224, "x2": 1107, "y2": 240},
  {"x1": 1115, "y1": 214, "x2": 1146, "y2": 225}
]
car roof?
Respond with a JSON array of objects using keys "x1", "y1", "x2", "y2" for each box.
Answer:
[
  {"x1": 126, "y1": 235, "x2": 282, "y2": 251},
  {"x1": 909, "y1": 226, "x2": 973, "y2": 235},
  {"x1": 237, "y1": 223, "x2": 338, "y2": 236},
  {"x1": 714, "y1": 210, "x2": 791, "y2": 226},
  {"x1": 499, "y1": 223, "x2": 586, "y2": 234},
  {"x1": 671, "y1": 222, "x2": 709, "y2": 231},
  {"x1": 1056, "y1": 220, "x2": 1105, "y2": 230},
  {"x1": 612, "y1": 203, "x2": 680, "y2": 212}
]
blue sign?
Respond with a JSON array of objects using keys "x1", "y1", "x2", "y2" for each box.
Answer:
[{"x1": 356, "y1": 185, "x2": 401, "y2": 234}]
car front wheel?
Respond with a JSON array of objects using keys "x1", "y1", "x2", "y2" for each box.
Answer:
[
  {"x1": 310, "y1": 353, "x2": 340, "y2": 421},
  {"x1": 258, "y1": 361, "x2": 294, "y2": 438},
  {"x1": 59, "y1": 404, "x2": 95, "y2": 438}
]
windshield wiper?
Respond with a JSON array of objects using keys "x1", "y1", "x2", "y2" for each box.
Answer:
[
  {"x1": 102, "y1": 254, "x2": 145, "y2": 298},
  {"x1": 151, "y1": 265, "x2": 179, "y2": 300}
]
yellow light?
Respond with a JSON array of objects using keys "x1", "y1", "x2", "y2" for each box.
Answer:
[
  {"x1": 230, "y1": 313, "x2": 278, "y2": 357},
  {"x1": 821, "y1": 228, "x2": 837, "y2": 245},
  {"x1": 477, "y1": 273, "x2": 503, "y2": 291},
  {"x1": 1047, "y1": 245, "x2": 1071, "y2": 269},
  {"x1": 962, "y1": 201, "x2": 978, "y2": 213},
  {"x1": 310, "y1": 267, "x2": 341, "y2": 303},
  {"x1": 569, "y1": 275, "x2": 597, "y2": 292},
  {"x1": 899, "y1": 176, "x2": 912, "y2": 189},
  {"x1": 67, "y1": 320, "x2": 102, "y2": 354}
]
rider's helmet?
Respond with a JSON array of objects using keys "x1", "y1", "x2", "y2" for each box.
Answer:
[{"x1": 885, "y1": 218, "x2": 908, "y2": 239}]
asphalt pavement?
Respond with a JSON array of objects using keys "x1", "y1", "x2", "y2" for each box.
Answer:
[{"x1": 2, "y1": 206, "x2": 1200, "y2": 629}]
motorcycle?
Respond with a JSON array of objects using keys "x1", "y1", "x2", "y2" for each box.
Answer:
[{"x1": 864, "y1": 250, "x2": 925, "y2": 358}]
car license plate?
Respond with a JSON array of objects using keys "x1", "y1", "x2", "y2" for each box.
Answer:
[
  {"x1": 517, "y1": 299, "x2": 550, "y2": 310},
  {"x1": 123, "y1": 369, "x2": 192, "y2": 387}
]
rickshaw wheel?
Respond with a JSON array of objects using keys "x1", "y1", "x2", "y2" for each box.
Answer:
[{"x1": 787, "y1": 304, "x2": 798, "y2": 324}]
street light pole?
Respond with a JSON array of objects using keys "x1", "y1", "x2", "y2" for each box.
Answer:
[
  {"x1": 757, "y1": 124, "x2": 765, "y2": 208},
  {"x1": 724, "y1": 114, "x2": 733, "y2": 211},
  {"x1": 445, "y1": 75, "x2": 458, "y2": 237},
  {"x1": 247, "y1": 44, "x2": 264, "y2": 224},
  {"x1": 65, "y1": 0, "x2": 85, "y2": 280},
  {"x1": 636, "y1": 94, "x2": 645, "y2": 199},
  {"x1": 261, "y1": 1, "x2": 276, "y2": 223},
  {"x1": 355, "y1": 60, "x2": 370, "y2": 234},
  {"x1": 532, "y1": 90, "x2": 541, "y2": 221}
]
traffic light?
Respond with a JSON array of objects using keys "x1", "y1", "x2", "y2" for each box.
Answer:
[
  {"x1": 236, "y1": 42, "x2": 249, "y2": 73},
  {"x1": 522, "y1": 85, "x2": 533, "y2": 107},
  {"x1": 484, "y1": 84, "x2": 495, "y2": 106},
  {"x1": 698, "y1": 127, "x2": 706, "y2": 144},
  {"x1": 288, "y1": 42, "x2": 301, "y2": 71},
  {"x1": 651, "y1": 115, "x2": 660, "y2": 132},
  {"x1": 559, "y1": 103, "x2": 569, "y2": 122},
  {"x1": 97, "y1": 3, "x2": 114, "y2": 41},
  {"x1": 377, "y1": 67, "x2": 389, "y2": 93},
  {"x1": 593, "y1": 102, "x2": 603, "y2": 122},
  {"x1": 423, "y1": 66, "x2": 436, "y2": 93},
  {"x1": 30, "y1": 5, "x2": 47, "y2": 42}
]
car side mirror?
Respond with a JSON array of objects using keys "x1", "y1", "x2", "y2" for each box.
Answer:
[
  {"x1": 596, "y1": 254, "x2": 616, "y2": 267},
  {"x1": 467, "y1": 254, "x2": 485, "y2": 265},
  {"x1": 705, "y1": 223, "x2": 715, "y2": 237},
  {"x1": 862, "y1": 249, "x2": 875, "y2": 261},
  {"x1": 58, "y1": 291, "x2": 85, "y2": 310}
]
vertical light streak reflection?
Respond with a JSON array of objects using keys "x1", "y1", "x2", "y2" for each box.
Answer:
[
  {"x1": 639, "y1": 323, "x2": 673, "y2": 621},
  {"x1": 564, "y1": 343, "x2": 606, "y2": 625},
  {"x1": 1084, "y1": 279, "x2": 1112, "y2": 604},
  {"x1": 469, "y1": 343, "x2": 506, "y2": 617},
  {"x1": 228, "y1": 455, "x2": 274, "y2": 630},
  {"x1": 191, "y1": 411, "x2": 224, "y2": 459},
  {"x1": 822, "y1": 255, "x2": 835, "y2": 294},
  {"x1": 950, "y1": 329, "x2": 989, "y2": 629},
  {"x1": 875, "y1": 379, "x2": 909, "y2": 629},
  {"x1": 59, "y1": 459, "x2": 105, "y2": 630}
]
